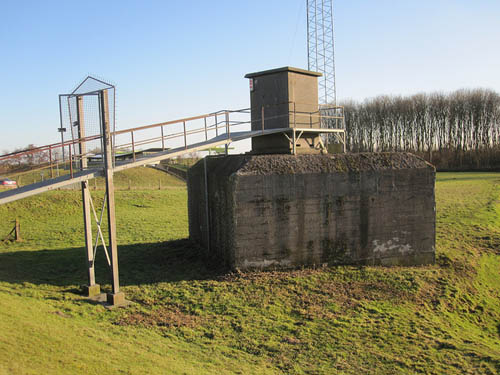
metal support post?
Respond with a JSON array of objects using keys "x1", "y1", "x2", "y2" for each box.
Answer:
[
  {"x1": 58, "y1": 95, "x2": 66, "y2": 162},
  {"x1": 203, "y1": 157, "x2": 210, "y2": 253},
  {"x1": 49, "y1": 146, "x2": 54, "y2": 179},
  {"x1": 214, "y1": 114, "x2": 218, "y2": 137},
  {"x1": 69, "y1": 145, "x2": 73, "y2": 178},
  {"x1": 204, "y1": 118, "x2": 208, "y2": 141},
  {"x1": 183, "y1": 121, "x2": 187, "y2": 149},
  {"x1": 161, "y1": 126, "x2": 165, "y2": 150},
  {"x1": 101, "y1": 89, "x2": 125, "y2": 306},
  {"x1": 225, "y1": 111, "x2": 229, "y2": 155},
  {"x1": 77, "y1": 95, "x2": 100, "y2": 297},
  {"x1": 131, "y1": 131, "x2": 136, "y2": 162}
]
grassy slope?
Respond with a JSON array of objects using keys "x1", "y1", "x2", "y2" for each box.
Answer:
[
  {"x1": 3, "y1": 165, "x2": 185, "y2": 190},
  {"x1": 0, "y1": 171, "x2": 499, "y2": 374}
]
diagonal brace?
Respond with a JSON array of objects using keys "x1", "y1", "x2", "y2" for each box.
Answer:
[{"x1": 88, "y1": 190, "x2": 111, "y2": 267}]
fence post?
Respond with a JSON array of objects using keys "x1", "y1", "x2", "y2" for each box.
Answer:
[{"x1": 15, "y1": 218, "x2": 21, "y2": 242}]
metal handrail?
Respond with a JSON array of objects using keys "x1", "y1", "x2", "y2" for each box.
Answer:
[
  {"x1": 0, "y1": 103, "x2": 343, "y2": 161},
  {"x1": 0, "y1": 102, "x2": 346, "y2": 180}
]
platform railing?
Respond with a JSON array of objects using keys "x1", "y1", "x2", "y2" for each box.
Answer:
[{"x1": 0, "y1": 103, "x2": 345, "y2": 185}]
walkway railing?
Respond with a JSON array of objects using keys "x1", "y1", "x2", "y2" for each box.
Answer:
[{"x1": 0, "y1": 103, "x2": 345, "y2": 187}]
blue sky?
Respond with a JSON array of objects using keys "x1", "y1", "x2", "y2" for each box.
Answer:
[{"x1": 1, "y1": 0, "x2": 499, "y2": 152}]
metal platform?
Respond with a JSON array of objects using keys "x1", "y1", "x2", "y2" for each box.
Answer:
[
  {"x1": 0, "y1": 126, "x2": 343, "y2": 205},
  {"x1": 0, "y1": 95, "x2": 346, "y2": 306}
]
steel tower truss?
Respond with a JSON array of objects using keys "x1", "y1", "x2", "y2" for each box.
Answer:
[{"x1": 307, "y1": 0, "x2": 336, "y2": 106}]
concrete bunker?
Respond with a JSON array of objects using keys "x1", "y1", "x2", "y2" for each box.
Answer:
[
  {"x1": 187, "y1": 66, "x2": 436, "y2": 270},
  {"x1": 188, "y1": 153, "x2": 435, "y2": 270}
]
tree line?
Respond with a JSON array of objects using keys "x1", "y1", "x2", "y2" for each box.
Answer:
[
  {"x1": 339, "y1": 89, "x2": 500, "y2": 170},
  {"x1": 0, "y1": 144, "x2": 64, "y2": 174}
]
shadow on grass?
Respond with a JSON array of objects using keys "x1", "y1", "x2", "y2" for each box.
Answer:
[{"x1": 0, "y1": 239, "x2": 226, "y2": 288}]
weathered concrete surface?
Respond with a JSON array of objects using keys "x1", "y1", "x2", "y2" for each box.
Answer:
[{"x1": 188, "y1": 153, "x2": 435, "y2": 270}]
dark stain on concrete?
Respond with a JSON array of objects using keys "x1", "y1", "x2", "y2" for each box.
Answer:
[
  {"x1": 359, "y1": 195, "x2": 369, "y2": 251},
  {"x1": 188, "y1": 153, "x2": 436, "y2": 270},
  {"x1": 320, "y1": 237, "x2": 349, "y2": 265}
]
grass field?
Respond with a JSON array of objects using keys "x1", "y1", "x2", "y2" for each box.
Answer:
[
  {"x1": 2, "y1": 165, "x2": 185, "y2": 190},
  {"x1": 0, "y1": 170, "x2": 499, "y2": 374}
]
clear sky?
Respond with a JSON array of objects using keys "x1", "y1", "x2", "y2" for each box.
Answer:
[{"x1": 1, "y1": 0, "x2": 499, "y2": 152}]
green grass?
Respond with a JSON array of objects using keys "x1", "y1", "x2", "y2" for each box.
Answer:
[
  {"x1": 0, "y1": 171, "x2": 499, "y2": 374},
  {"x1": 2, "y1": 165, "x2": 185, "y2": 190}
]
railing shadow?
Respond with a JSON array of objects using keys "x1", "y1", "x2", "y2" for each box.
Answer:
[{"x1": 0, "y1": 239, "x2": 226, "y2": 288}]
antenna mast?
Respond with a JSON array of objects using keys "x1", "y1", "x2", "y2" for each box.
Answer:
[{"x1": 307, "y1": 0, "x2": 337, "y2": 106}]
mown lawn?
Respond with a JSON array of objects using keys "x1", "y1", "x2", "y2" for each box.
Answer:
[
  {"x1": 3, "y1": 164, "x2": 185, "y2": 190},
  {"x1": 0, "y1": 171, "x2": 499, "y2": 374}
]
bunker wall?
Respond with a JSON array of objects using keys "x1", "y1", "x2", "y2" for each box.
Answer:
[{"x1": 188, "y1": 153, "x2": 435, "y2": 270}]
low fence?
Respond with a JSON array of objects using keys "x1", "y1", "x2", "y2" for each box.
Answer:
[{"x1": 152, "y1": 163, "x2": 188, "y2": 182}]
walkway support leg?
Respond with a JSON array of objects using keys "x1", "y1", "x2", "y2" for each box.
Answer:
[
  {"x1": 77, "y1": 95, "x2": 100, "y2": 297},
  {"x1": 82, "y1": 181, "x2": 99, "y2": 296},
  {"x1": 101, "y1": 89, "x2": 125, "y2": 306}
]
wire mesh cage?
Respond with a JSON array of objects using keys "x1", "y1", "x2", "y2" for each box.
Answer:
[{"x1": 59, "y1": 76, "x2": 115, "y2": 171}]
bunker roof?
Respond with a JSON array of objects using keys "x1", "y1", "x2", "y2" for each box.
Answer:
[
  {"x1": 205, "y1": 153, "x2": 434, "y2": 178},
  {"x1": 235, "y1": 153, "x2": 434, "y2": 175},
  {"x1": 244, "y1": 66, "x2": 322, "y2": 79}
]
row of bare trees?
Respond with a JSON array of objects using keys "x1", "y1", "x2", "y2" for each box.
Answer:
[
  {"x1": 341, "y1": 89, "x2": 500, "y2": 169},
  {"x1": 0, "y1": 144, "x2": 62, "y2": 174}
]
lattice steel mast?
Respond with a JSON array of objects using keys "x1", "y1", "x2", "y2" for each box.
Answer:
[{"x1": 307, "y1": 0, "x2": 336, "y2": 106}]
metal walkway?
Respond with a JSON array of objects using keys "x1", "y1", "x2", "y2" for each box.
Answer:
[
  {"x1": 0, "y1": 110, "x2": 345, "y2": 206},
  {"x1": 0, "y1": 94, "x2": 345, "y2": 306}
]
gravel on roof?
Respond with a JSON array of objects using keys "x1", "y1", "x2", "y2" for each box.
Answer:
[{"x1": 231, "y1": 152, "x2": 434, "y2": 176}]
